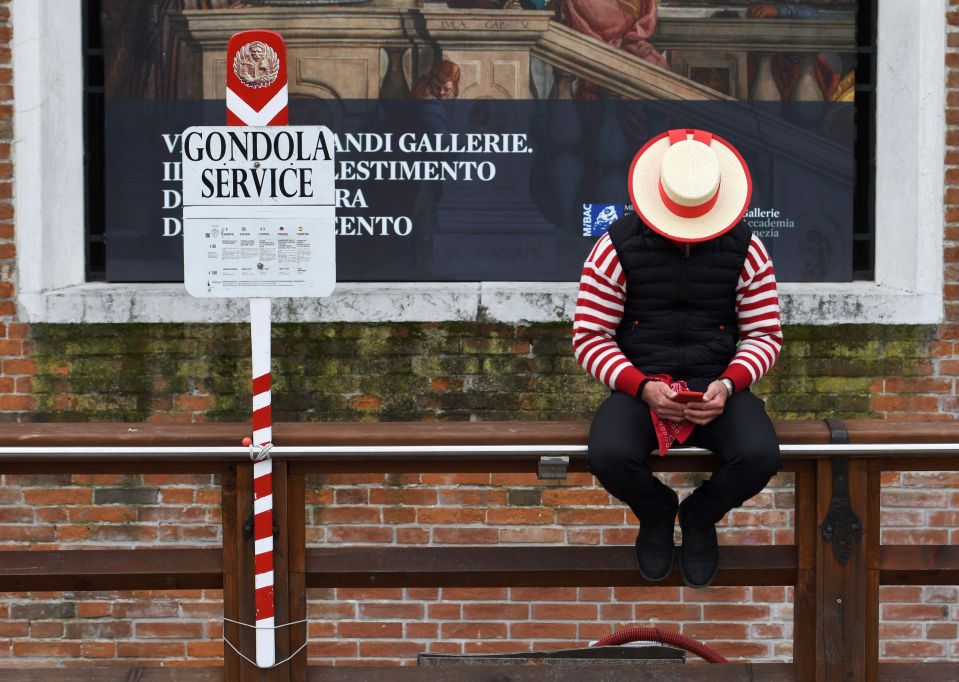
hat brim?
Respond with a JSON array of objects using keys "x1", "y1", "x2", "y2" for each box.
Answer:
[{"x1": 628, "y1": 132, "x2": 752, "y2": 243}]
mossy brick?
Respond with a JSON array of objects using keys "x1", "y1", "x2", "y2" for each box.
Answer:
[
  {"x1": 411, "y1": 356, "x2": 481, "y2": 375},
  {"x1": 479, "y1": 357, "x2": 531, "y2": 375},
  {"x1": 806, "y1": 339, "x2": 883, "y2": 360},
  {"x1": 767, "y1": 376, "x2": 874, "y2": 395},
  {"x1": 520, "y1": 392, "x2": 596, "y2": 412},
  {"x1": 172, "y1": 359, "x2": 217, "y2": 381},
  {"x1": 340, "y1": 357, "x2": 415, "y2": 377},
  {"x1": 353, "y1": 327, "x2": 425, "y2": 356},
  {"x1": 303, "y1": 372, "x2": 362, "y2": 395},
  {"x1": 27, "y1": 410, "x2": 89, "y2": 423},
  {"x1": 378, "y1": 406, "x2": 428, "y2": 421},
  {"x1": 778, "y1": 341, "x2": 812, "y2": 358},
  {"x1": 359, "y1": 373, "x2": 429, "y2": 395},
  {"x1": 787, "y1": 358, "x2": 883, "y2": 377},
  {"x1": 553, "y1": 357, "x2": 587, "y2": 374},
  {"x1": 423, "y1": 328, "x2": 463, "y2": 353},
  {"x1": 462, "y1": 374, "x2": 534, "y2": 393},
  {"x1": 434, "y1": 392, "x2": 524, "y2": 411},
  {"x1": 530, "y1": 374, "x2": 601, "y2": 394},
  {"x1": 209, "y1": 373, "x2": 247, "y2": 396},
  {"x1": 94, "y1": 488, "x2": 160, "y2": 505},
  {"x1": 429, "y1": 409, "x2": 482, "y2": 420},
  {"x1": 22, "y1": 319, "x2": 951, "y2": 422},
  {"x1": 440, "y1": 321, "x2": 498, "y2": 337},
  {"x1": 529, "y1": 338, "x2": 576, "y2": 356}
]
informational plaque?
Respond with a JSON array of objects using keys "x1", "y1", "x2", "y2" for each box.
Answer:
[{"x1": 181, "y1": 125, "x2": 335, "y2": 298}]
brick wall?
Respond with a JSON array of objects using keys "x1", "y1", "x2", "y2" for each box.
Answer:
[
  {"x1": 0, "y1": 0, "x2": 31, "y2": 419},
  {"x1": 1, "y1": 0, "x2": 959, "y2": 669}
]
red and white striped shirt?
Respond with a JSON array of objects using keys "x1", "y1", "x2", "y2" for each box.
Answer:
[{"x1": 572, "y1": 232, "x2": 782, "y2": 396}]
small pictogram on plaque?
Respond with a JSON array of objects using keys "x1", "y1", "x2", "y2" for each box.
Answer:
[{"x1": 233, "y1": 41, "x2": 280, "y2": 89}]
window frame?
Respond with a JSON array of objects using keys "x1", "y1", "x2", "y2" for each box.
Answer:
[{"x1": 12, "y1": 0, "x2": 945, "y2": 325}]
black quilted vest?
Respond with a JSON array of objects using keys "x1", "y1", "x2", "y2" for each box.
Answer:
[{"x1": 607, "y1": 214, "x2": 751, "y2": 392}]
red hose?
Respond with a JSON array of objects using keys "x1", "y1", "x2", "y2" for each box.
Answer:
[{"x1": 592, "y1": 626, "x2": 730, "y2": 664}]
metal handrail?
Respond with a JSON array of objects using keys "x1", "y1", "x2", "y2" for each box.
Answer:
[{"x1": 1, "y1": 443, "x2": 959, "y2": 461}]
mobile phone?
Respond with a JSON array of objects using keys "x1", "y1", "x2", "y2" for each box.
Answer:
[{"x1": 674, "y1": 390, "x2": 705, "y2": 403}]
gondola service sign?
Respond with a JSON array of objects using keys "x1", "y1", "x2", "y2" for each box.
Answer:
[
  {"x1": 181, "y1": 124, "x2": 335, "y2": 298},
  {"x1": 181, "y1": 30, "x2": 335, "y2": 670}
]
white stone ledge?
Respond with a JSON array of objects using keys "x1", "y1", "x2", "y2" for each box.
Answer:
[{"x1": 16, "y1": 281, "x2": 943, "y2": 326}]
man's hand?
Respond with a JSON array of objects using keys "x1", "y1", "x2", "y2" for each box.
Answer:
[
  {"x1": 683, "y1": 380, "x2": 729, "y2": 426},
  {"x1": 640, "y1": 381, "x2": 686, "y2": 422}
]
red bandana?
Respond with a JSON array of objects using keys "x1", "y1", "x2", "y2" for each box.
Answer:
[{"x1": 648, "y1": 374, "x2": 695, "y2": 455}]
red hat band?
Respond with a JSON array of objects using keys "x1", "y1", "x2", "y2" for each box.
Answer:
[{"x1": 658, "y1": 129, "x2": 722, "y2": 219}]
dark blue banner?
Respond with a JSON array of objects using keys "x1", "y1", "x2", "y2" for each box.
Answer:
[{"x1": 105, "y1": 99, "x2": 854, "y2": 283}]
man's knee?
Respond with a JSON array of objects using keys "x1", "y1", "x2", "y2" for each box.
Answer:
[
  {"x1": 586, "y1": 437, "x2": 636, "y2": 483},
  {"x1": 727, "y1": 443, "x2": 781, "y2": 482}
]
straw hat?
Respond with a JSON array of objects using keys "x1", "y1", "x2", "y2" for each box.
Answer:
[{"x1": 628, "y1": 129, "x2": 752, "y2": 243}]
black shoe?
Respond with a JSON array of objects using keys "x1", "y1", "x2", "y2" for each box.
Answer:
[
  {"x1": 678, "y1": 498, "x2": 719, "y2": 589},
  {"x1": 634, "y1": 487, "x2": 678, "y2": 582}
]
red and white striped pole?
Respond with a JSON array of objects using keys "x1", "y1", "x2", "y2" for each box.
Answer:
[
  {"x1": 250, "y1": 298, "x2": 274, "y2": 668},
  {"x1": 226, "y1": 29, "x2": 289, "y2": 669}
]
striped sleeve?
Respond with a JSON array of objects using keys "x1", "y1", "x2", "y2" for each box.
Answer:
[
  {"x1": 720, "y1": 234, "x2": 783, "y2": 391},
  {"x1": 571, "y1": 233, "x2": 646, "y2": 397}
]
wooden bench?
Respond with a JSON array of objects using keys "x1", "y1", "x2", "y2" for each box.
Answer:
[{"x1": 1, "y1": 420, "x2": 959, "y2": 681}]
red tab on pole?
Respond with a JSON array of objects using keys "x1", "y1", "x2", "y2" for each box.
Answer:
[{"x1": 226, "y1": 30, "x2": 288, "y2": 127}]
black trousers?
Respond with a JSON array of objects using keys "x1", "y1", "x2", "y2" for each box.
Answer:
[{"x1": 587, "y1": 390, "x2": 781, "y2": 527}]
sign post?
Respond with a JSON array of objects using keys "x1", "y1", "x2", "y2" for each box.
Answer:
[{"x1": 181, "y1": 30, "x2": 335, "y2": 670}]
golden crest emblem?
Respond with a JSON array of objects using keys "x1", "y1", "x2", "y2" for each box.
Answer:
[{"x1": 233, "y1": 41, "x2": 280, "y2": 89}]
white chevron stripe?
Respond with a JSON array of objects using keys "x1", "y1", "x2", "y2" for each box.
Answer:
[
  {"x1": 253, "y1": 392, "x2": 271, "y2": 412},
  {"x1": 255, "y1": 536, "x2": 274, "y2": 554},
  {"x1": 253, "y1": 458, "x2": 272, "y2": 480},
  {"x1": 253, "y1": 427, "x2": 272, "y2": 447},
  {"x1": 254, "y1": 494, "x2": 273, "y2": 515},
  {"x1": 255, "y1": 570, "x2": 274, "y2": 589},
  {"x1": 226, "y1": 85, "x2": 289, "y2": 126}
]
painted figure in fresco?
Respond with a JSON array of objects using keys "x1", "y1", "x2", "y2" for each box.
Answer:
[
  {"x1": 555, "y1": 0, "x2": 668, "y2": 69},
  {"x1": 745, "y1": 1, "x2": 857, "y2": 104},
  {"x1": 747, "y1": 0, "x2": 856, "y2": 19},
  {"x1": 409, "y1": 60, "x2": 462, "y2": 100},
  {"x1": 104, "y1": 0, "x2": 244, "y2": 100}
]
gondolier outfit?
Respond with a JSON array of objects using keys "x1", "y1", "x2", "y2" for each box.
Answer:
[{"x1": 573, "y1": 129, "x2": 783, "y2": 588}]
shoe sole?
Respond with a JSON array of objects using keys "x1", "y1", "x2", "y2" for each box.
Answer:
[
  {"x1": 635, "y1": 551, "x2": 674, "y2": 583},
  {"x1": 678, "y1": 542, "x2": 718, "y2": 588},
  {"x1": 679, "y1": 560, "x2": 717, "y2": 589}
]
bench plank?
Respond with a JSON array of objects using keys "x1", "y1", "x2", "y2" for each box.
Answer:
[
  {"x1": 0, "y1": 420, "x2": 833, "y2": 447},
  {"x1": 0, "y1": 549, "x2": 222, "y2": 592},
  {"x1": 0, "y1": 669, "x2": 224, "y2": 681},
  {"x1": 307, "y1": 663, "x2": 796, "y2": 681},
  {"x1": 880, "y1": 545, "x2": 959, "y2": 585},
  {"x1": 306, "y1": 546, "x2": 797, "y2": 588}
]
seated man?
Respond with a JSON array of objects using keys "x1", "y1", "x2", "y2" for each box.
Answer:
[{"x1": 572, "y1": 129, "x2": 783, "y2": 588}]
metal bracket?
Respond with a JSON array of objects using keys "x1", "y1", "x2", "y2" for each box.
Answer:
[
  {"x1": 537, "y1": 455, "x2": 569, "y2": 480},
  {"x1": 825, "y1": 418, "x2": 849, "y2": 445},
  {"x1": 821, "y1": 455, "x2": 862, "y2": 566}
]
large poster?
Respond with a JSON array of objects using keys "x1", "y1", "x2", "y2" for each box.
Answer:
[{"x1": 102, "y1": 0, "x2": 858, "y2": 282}]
